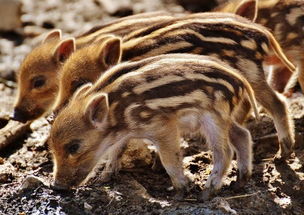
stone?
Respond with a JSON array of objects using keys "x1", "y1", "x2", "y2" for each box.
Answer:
[
  {"x1": 19, "y1": 175, "x2": 45, "y2": 191},
  {"x1": 0, "y1": 0, "x2": 22, "y2": 31},
  {"x1": 99, "y1": 0, "x2": 133, "y2": 16}
]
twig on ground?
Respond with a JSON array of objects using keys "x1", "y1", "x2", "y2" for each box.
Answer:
[
  {"x1": 0, "y1": 120, "x2": 31, "y2": 151},
  {"x1": 224, "y1": 191, "x2": 260, "y2": 200}
]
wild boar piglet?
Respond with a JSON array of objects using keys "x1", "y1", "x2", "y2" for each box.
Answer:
[
  {"x1": 49, "y1": 54, "x2": 258, "y2": 201},
  {"x1": 52, "y1": 35, "x2": 122, "y2": 115},
  {"x1": 215, "y1": 0, "x2": 304, "y2": 94},
  {"x1": 12, "y1": 11, "x2": 174, "y2": 123},
  {"x1": 53, "y1": 12, "x2": 296, "y2": 160}
]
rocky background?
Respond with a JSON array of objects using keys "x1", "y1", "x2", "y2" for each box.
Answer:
[{"x1": 0, "y1": 0, "x2": 304, "y2": 214}]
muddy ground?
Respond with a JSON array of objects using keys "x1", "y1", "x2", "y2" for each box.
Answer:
[{"x1": 0, "y1": 0, "x2": 304, "y2": 214}]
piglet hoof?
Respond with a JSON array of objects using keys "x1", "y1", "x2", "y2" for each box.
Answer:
[
  {"x1": 274, "y1": 139, "x2": 294, "y2": 163},
  {"x1": 273, "y1": 154, "x2": 287, "y2": 164},
  {"x1": 198, "y1": 187, "x2": 216, "y2": 202},
  {"x1": 276, "y1": 150, "x2": 293, "y2": 161},
  {"x1": 151, "y1": 155, "x2": 165, "y2": 173},
  {"x1": 99, "y1": 171, "x2": 113, "y2": 184},
  {"x1": 173, "y1": 188, "x2": 186, "y2": 201},
  {"x1": 51, "y1": 181, "x2": 70, "y2": 191},
  {"x1": 231, "y1": 172, "x2": 251, "y2": 191}
]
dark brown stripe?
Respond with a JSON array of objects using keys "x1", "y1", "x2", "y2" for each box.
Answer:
[
  {"x1": 94, "y1": 57, "x2": 161, "y2": 92},
  {"x1": 123, "y1": 19, "x2": 177, "y2": 41},
  {"x1": 77, "y1": 12, "x2": 170, "y2": 38},
  {"x1": 108, "y1": 78, "x2": 236, "y2": 113},
  {"x1": 143, "y1": 79, "x2": 234, "y2": 106},
  {"x1": 122, "y1": 29, "x2": 260, "y2": 62},
  {"x1": 109, "y1": 77, "x2": 237, "y2": 127},
  {"x1": 198, "y1": 70, "x2": 242, "y2": 96}
]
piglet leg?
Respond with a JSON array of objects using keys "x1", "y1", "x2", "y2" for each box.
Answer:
[
  {"x1": 153, "y1": 119, "x2": 189, "y2": 200},
  {"x1": 199, "y1": 113, "x2": 233, "y2": 201}
]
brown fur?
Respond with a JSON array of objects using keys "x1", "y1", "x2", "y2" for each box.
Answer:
[
  {"x1": 55, "y1": 12, "x2": 295, "y2": 159},
  {"x1": 52, "y1": 35, "x2": 121, "y2": 115},
  {"x1": 50, "y1": 54, "x2": 257, "y2": 200},
  {"x1": 215, "y1": 0, "x2": 304, "y2": 94},
  {"x1": 13, "y1": 12, "x2": 174, "y2": 122},
  {"x1": 14, "y1": 39, "x2": 62, "y2": 122}
]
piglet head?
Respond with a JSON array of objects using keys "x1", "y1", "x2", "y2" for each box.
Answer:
[{"x1": 49, "y1": 86, "x2": 111, "y2": 190}]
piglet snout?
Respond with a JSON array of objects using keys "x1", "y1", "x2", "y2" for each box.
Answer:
[{"x1": 51, "y1": 181, "x2": 70, "y2": 191}]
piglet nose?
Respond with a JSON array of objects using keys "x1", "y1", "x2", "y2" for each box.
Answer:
[
  {"x1": 51, "y1": 181, "x2": 70, "y2": 191},
  {"x1": 11, "y1": 108, "x2": 28, "y2": 123}
]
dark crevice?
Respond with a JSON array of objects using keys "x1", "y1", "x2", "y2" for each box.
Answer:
[{"x1": 0, "y1": 118, "x2": 9, "y2": 129}]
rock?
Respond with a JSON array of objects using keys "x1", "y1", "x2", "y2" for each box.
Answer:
[
  {"x1": 0, "y1": 40, "x2": 15, "y2": 77},
  {"x1": 84, "y1": 202, "x2": 93, "y2": 211},
  {"x1": 210, "y1": 197, "x2": 237, "y2": 215},
  {"x1": 99, "y1": 0, "x2": 133, "y2": 16},
  {"x1": 0, "y1": 0, "x2": 22, "y2": 31},
  {"x1": 19, "y1": 175, "x2": 45, "y2": 191},
  {"x1": 0, "y1": 172, "x2": 13, "y2": 183},
  {"x1": 23, "y1": 26, "x2": 46, "y2": 37},
  {"x1": 0, "y1": 39, "x2": 31, "y2": 81}
]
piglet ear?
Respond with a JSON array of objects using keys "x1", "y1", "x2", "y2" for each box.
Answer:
[
  {"x1": 98, "y1": 37, "x2": 122, "y2": 68},
  {"x1": 43, "y1": 29, "x2": 62, "y2": 43},
  {"x1": 72, "y1": 82, "x2": 92, "y2": 100},
  {"x1": 85, "y1": 93, "x2": 109, "y2": 129},
  {"x1": 53, "y1": 83, "x2": 93, "y2": 117},
  {"x1": 53, "y1": 38, "x2": 76, "y2": 63},
  {"x1": 235, "y1": 0, "x2": 258, "y2": 22}
]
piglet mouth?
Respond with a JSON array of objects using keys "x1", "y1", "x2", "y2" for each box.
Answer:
[
  {"x1": 51, "y1": 181, "x2": 73, "y2": 191},
  {"x1": 51, "y1": 167, "x2": 93, "y2": 191},
  {"x1": 11, "y1": 108, "x2": 30, "y2": 123},
  {"x1": 11, "y1": 107, "x2": 45, "y2": 123},
  {"x1": 51, "y1": 175, "x2": 84, "y2": 191}
]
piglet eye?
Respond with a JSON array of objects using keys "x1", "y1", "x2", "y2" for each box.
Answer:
[
  {"x1": 31, "y1": 76, "x2": 46, "y2": 88},
  {"x1": 65, "y1": 139, "x2": 81, "y2": 155}
]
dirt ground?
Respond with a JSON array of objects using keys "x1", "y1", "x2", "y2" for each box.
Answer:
[{"x1": 0, "y1": 0, "x2": 304, "y2": 214}]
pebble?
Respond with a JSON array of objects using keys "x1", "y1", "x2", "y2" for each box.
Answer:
[
  {"x1": 19, "y1": 175, "x2": 45, "y2": 191},
  {"x1": 0, "y1": 172, "x2": 13, "y2": 183},
  {"x1": 210, "y1": 197, "x2": 237, "y2": 215},
  {"x1": 100, "y1": 0, "x2": 133, "y2": 16},
  {"x1": 84, "y1": 202, "x2": 93, "y2": 211},
  {"x1": 0, "y1": 0, "x2": 22, "y2": 31}
]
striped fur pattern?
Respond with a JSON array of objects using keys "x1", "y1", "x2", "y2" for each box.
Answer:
[
  {"x1": 120, "y1": 12, "x2": 296, "y2": 159},
  {"x1": 76, "y1": 11, "x2": 174, "y2": 47},
  {"x1": 56, "y1": 12, "x2": 295, "y2": 159},
  {"x1": 122, "y1": 12, "x2": 294, "y2": 71},
  {"x1": 52, "y1": 35, "x2": 122, "y2": 115},
  {"x1": 258, "y1": 0, "x2": 304, "y2": 94},
  {"x1": 50, "y1": 54, "x2": 257, "y2": 200},
  {"x1": 13, "y1": 11, "x2": 174, "y2": 122},
  {"x1": 216, "y1": 0, "x2": 304, "y2": 94}
]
